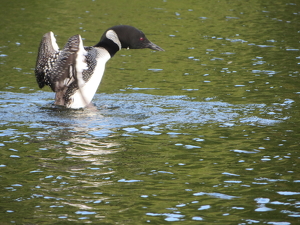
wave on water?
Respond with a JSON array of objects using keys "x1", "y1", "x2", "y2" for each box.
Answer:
[{"x1": 0, "y1": 91, "x2": 290, "y2": 132}]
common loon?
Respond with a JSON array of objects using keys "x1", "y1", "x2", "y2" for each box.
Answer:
[{"x1": 35, "y1": 25, "x2": 164, "y2": 108}]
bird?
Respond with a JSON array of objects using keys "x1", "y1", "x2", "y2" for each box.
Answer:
[{"x1": 35, "y1": 25, "x2": 164, "y2": 109}]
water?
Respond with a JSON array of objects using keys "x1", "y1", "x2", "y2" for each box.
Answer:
[{"x1": 1, "y1": 0, "x2": 300, "y2": 224}]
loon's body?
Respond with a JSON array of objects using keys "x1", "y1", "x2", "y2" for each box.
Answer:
[{"x1": 35, "y1": 25, "x2": 164, "y2": 108}]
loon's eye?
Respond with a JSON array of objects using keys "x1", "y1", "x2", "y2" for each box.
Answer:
[{"x1": 139, "y1": 37, "x2": 145, "y2": 41}]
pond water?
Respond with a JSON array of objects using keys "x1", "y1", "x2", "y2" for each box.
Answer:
[{"x1": 0, "y1": 0, "x2": 300, "y2": 224}]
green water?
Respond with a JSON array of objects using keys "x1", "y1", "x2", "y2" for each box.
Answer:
[{"x1": 0, "y1": 0, "x2": 300, "y2": 224}]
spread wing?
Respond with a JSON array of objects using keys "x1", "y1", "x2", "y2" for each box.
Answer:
[
  {"x1": 35, "y1": 32, "x2": 89, "y2": 106},
  {"x1": 48, "y1": 34, "x2": 87, "y2": 105},
  {"x1": 47, "y1": 35, "x2": 81, "y2": 92},
  {"x1": 35, "y1": 32, "x2": 59, "y2": 89}
]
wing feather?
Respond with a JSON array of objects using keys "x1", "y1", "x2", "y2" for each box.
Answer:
[{"x1": 35, "y1": 32, "x2": 59, "y2": 88}]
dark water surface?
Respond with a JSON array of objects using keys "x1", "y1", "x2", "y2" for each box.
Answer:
[{"x1": 1, "y1": 0, "x2": 300, "y2": 224}]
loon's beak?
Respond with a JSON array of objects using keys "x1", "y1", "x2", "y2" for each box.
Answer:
[{"x1": 146, "y1": 42, "x2": 165, "y2": 51}]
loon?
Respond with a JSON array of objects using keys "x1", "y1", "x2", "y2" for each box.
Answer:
[{"x1": 35, "y1": 25, "x2": 164, "y2": 108}]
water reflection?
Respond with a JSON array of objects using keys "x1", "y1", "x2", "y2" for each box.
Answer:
[
  {"x1": 1, "y1": 89, "x2": 299, "y2": 223},
  {"x1": 2, "y1": 122, "x2": 119, "y2": 222}
]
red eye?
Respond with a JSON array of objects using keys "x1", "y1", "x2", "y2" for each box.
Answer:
[{"x1": 139, "y1": 37, "x2": 144, "y2": 41}]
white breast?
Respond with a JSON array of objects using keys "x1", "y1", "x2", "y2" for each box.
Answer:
[{"x1": 68, "y1": 48, "x2": 111, "y2": 109}]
